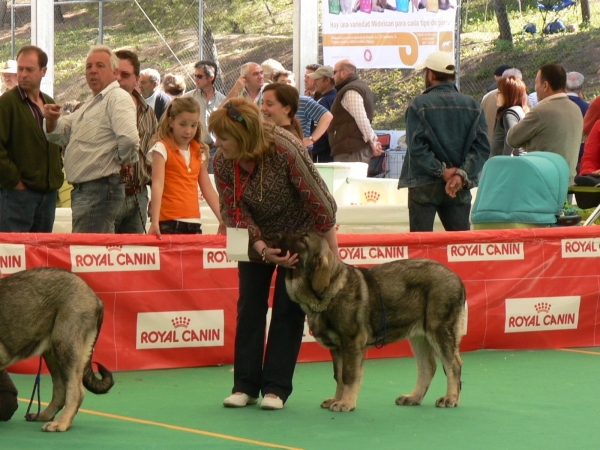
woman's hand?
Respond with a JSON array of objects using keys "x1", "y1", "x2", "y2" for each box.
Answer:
[
  {"x1": 264, "y1": 248, "x2": 298, "y2": 269},
  {"x1": 217, "y1": 221, "x2": 227, "y2": 235}
]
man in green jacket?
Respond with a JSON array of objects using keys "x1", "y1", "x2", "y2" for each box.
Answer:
[{"x1": 0, "y1": 45, "x2": 63, "y2": 232}]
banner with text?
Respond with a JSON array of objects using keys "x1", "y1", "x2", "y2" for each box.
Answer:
[
  {"x1": 322, "y1": 0, "x2": 457, "y2": 68},
  {"x1": 4, "y1": 226, "x2": 600, "y2": 374}
]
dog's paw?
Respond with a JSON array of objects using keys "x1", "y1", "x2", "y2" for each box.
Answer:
[
  {"x1": 395, "y1": 394, "x2": 423, "y2": 406},
  {"x1": 435, "y1": 395, "x2": 459, "y2": 408},
  {"x1": 321, "y1": 398, "x2": 337, "y2": 409},
  {"x1": 42, "y1": 420, "x2": 70, "y2": 432},
  {"x1": 328, "y1": 400, "x2": 356, "y2": 412}
]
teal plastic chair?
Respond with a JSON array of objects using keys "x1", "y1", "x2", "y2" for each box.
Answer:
[{"x1": 471, "y1": 152, "x2": 569, "y2": 229}]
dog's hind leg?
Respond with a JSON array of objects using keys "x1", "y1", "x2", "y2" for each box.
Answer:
[
  {"x1": 396, "y1": 335, "x2": 436, "y2": 406},
  {"x1": 321, "y1": 349, "x2": 345, "y2": 409},
  {"x1": 41, "y1": 331, "x2": 95, "y2": 431},
  {"x1": 28, "y1": 352, "x2": 65, "y2": 422},
  {"x1": 433, "y1": 339, "x2": 462, "y2": 408}
]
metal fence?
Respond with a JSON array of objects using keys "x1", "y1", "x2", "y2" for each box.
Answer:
[{"x1": 1, "y1": 0, "x2": 599, "y2": 130}]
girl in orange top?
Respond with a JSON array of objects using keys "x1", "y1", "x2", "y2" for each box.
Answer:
[{"x1": 148, "y1": 97, "x2": 225, "y2": 237}]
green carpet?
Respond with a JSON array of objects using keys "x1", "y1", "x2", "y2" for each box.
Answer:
[{"x1": 2, "y1": 349, "x2": 600, "y2": 449}]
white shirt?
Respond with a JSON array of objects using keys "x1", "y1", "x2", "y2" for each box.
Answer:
[
  {"x1": 183, "y1": 88, "x2": 226, "y2": 145},
  {"x1": 145, "y1": 90, "x2": 157, "y2": 110},
  {"x1": 45, "y1": 81, "x2": 139, "y2": 184}
]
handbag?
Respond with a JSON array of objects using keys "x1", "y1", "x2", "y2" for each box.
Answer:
[{"x1": 367, "y1": 152, "x2": 387, "y2": 178}]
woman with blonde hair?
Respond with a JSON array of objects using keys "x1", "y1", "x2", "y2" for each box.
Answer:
[
  {"x1": 490, "y1": 75, "x2": 529, "y2": 157},
  {"x1": 209, "y1": 97, "x2": 337, "y2": 410},
  {"x1": 147, "y1": 97, "x2": 224, "y2": 237}
]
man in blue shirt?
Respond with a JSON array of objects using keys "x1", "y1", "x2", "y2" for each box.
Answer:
[{"x1": 307, "y1": 66, "x2": 337, "y2": 162}]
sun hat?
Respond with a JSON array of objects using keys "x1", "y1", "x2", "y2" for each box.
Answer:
[
  {"x1": 308, "y1": 65, "x2": 334, "y2": 79},
  {"x1": 414, "y1": 52, "x2": 455, "y2": 74},
  {"x1": 0, "y1": 60, "x2": 17, "y2": 74}
]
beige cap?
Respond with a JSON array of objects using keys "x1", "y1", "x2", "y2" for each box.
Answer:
[
  {"x1": 308, "y1": 65, "x2": 334, "y2": 79},
  {"x1": 1, "y1": 60, "x2": 17, "y2": 74},
  {"x1": 414, "y1": 52, "x2": 455, "y2": 74}
]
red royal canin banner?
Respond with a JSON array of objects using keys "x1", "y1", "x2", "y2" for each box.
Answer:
[{"x1": 4, "y1": 227, "x2": 600, "y2": 374}]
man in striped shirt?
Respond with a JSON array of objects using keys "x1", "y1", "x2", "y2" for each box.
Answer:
[
  {"x1": 113, "y1": 49, "x2": 157, "y2": 233},
  {"x1": 43, "y1": 45, "x2": 139, "y2": 233}
]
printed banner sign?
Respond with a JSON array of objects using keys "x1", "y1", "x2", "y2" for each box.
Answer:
[{"x1": 322, "y1": 0, "x2": 458, "y2": 68}]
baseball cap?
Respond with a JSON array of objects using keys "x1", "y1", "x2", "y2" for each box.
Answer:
[
  {"x1": 308, "y1": 65, "x2": 334, "y2": 79},
  {"x1": 494, "y1": 64, "x2": 512, "y2": 77},
  {"x1": 414, "y1": 52, "x2": 455, "y2": 74},
  {"x1": 0, "y1": 60, "x2": 17, "y2": 74}
]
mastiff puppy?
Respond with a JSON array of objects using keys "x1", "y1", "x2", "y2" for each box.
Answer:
[
  {"x1": 274, "y1": 232, "x2": 466, "y2": 412},
  {"x1": 0, "y1": 267, "x2": 114, "y2": 431}
]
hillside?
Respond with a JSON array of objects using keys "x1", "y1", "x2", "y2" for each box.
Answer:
[{"x1": 1, "y1": 0, "x2": 599, "y2": 130}]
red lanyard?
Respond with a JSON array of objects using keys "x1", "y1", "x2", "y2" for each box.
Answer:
[{"x1": 234, "y1": 161, "x2": 255, "y2": 224}]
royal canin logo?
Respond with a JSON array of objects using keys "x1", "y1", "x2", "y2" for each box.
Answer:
[{"x1": 504, "y1": 296, "x2": 580, "y2": 333}]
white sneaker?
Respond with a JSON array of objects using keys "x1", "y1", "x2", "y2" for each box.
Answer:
[
  {"x1": 223, "y1": 393, "x2": 258, "y2": 407},
  {"x1": 260, "y1": 395, "x2": 284, "y2": 410}
]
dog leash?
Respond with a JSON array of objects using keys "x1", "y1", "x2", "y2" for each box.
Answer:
[
  {"x1": 25, "y1": 356, "x2": 43, "y2": 421},
  {"x1": 374, "y1": 282, "x2": 387, "y2": 349}
]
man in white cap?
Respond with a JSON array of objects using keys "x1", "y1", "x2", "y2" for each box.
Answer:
[
  {"x1": 399, "y1": 51, "x2": 490, "y2": 232},
  {"x1": 0, "y1": 60, "x2": 17, "y2": 94},
  {"x1": 307, "y1": 65, "x2": 337, "y2": 162}
]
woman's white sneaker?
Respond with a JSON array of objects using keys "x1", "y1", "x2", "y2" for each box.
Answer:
[
  {"x1": 223, "y1": 393, "x2": 258, "y2": 407},
  {"x1": 260, "y1": 395, "x2": 284, "y2": 410}
]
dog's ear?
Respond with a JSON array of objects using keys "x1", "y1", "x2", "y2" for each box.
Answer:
[{"x1": 311, "y1": 255, "x2": 331, "y2": 292}]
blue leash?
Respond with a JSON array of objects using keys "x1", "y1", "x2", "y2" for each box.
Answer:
[
  {"x1": 25, "y1": 356, "x2": 42, "y2": 421},
  {"x1": 374, "y1": 283, "x2": 387, "y2": 349}
]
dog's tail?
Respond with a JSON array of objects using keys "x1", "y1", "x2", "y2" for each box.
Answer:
[
  {"x1": 83, "y1": 361, "x2": 115, "y2": 394},
  {"x1": 83, "y1": 300, "x2": 115, "y2": 394}
]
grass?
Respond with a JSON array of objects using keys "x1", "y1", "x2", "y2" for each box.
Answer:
[{"x1": 1, "y1": 0, "x2": 600, "y2": 129}]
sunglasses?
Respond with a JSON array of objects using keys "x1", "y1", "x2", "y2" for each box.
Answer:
[
  {"x1": 194, "y1": 74, "x2": 204, "y2": 79},
  {"x1": 224, "y1": 101, "x2": 247, "y2": 129}
]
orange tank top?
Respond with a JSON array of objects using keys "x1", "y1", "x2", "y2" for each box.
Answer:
[{"x1": 158, "y1": 139, "x2": 202, "y2": 222}]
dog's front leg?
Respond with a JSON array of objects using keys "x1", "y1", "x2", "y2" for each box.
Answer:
[
  {"x1": 396, "y1": 336, "x2": 436, "y2": 406},
  {"x1": 327, "y1": 342, "x2": 365, "y2": 412},
  {"x1": 321, "y1": 349, "x2": 345, "y2": 409}
]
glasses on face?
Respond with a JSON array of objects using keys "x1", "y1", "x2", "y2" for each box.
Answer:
[
  {"x1": 224, "y1": 101, "x2": 247, "y2": 129},
  {"x1": 194, "y1": 74, "x2": 204, "y2": 79}
]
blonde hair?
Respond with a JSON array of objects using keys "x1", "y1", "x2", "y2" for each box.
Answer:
[
  {"x1": 154, "y1": 97, "x2": 209, "y2": 163},
  {"x1": 208, "y1": 97, "x2": 274, "y2": 162}
]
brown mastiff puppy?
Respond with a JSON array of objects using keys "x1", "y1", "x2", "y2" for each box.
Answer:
[
  {"x1": 0, "y1": 267, "x2": 114, "y2": 431},
  {"x1": 274, "y1": 232, "x2": 466, "y2": 412}
]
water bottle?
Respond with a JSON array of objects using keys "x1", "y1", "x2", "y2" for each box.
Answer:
[
  {"x1": 360, "y1": 0, "x2": 372, "y2": 13},
  {"x1": 329, "y1": 0, "x2": 341, "y2": 14}
]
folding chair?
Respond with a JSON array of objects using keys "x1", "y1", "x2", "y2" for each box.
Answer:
[{"x1": 537, "y1": 0, "x2": 577, "y2": 34}]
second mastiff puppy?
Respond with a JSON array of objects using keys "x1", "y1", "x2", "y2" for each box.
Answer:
[{"x1": 274, "y1": 231, "x2": 466, "y2": 412}]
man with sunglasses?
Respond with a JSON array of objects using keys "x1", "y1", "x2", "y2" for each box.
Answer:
[
  {"x1": 328, "y1": 59, "x2": 383, "y2": 164},
  {"x1": 113, "y1": 50, "x2": 157, "y2": 233},
  {"x1": 184, "y1": 60, "x2": 225, "y2": 173}
]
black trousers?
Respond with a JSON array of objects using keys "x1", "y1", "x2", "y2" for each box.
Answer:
[{"x1": 232, "y1": 261, "x2": 306, "y2": 403}]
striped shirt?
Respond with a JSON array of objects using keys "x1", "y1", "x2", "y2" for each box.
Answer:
[
  {"x1": 183, "y1": 88, "x2": 226, "y2": 145},
  {"x1": 45, "y1": 81, "x2": 139, "y2": 184},
  {"x1": 297, "y1": 95, "x2": 329, "y2": 141},
  {"x1": 130, "y1": 90, "x2": 157, "y2": 188},
  {"x1": 341, "y1": 90, "x2": 378, "y2": 143}
]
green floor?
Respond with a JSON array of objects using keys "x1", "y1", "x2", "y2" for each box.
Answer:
[{"x1": 2, "y1": 348, "x2": 600, "y2": 449}]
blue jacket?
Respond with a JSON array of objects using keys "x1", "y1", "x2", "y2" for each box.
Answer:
[{"x1": 399, "y1": 82, "x2": 490, "y2": 189}]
